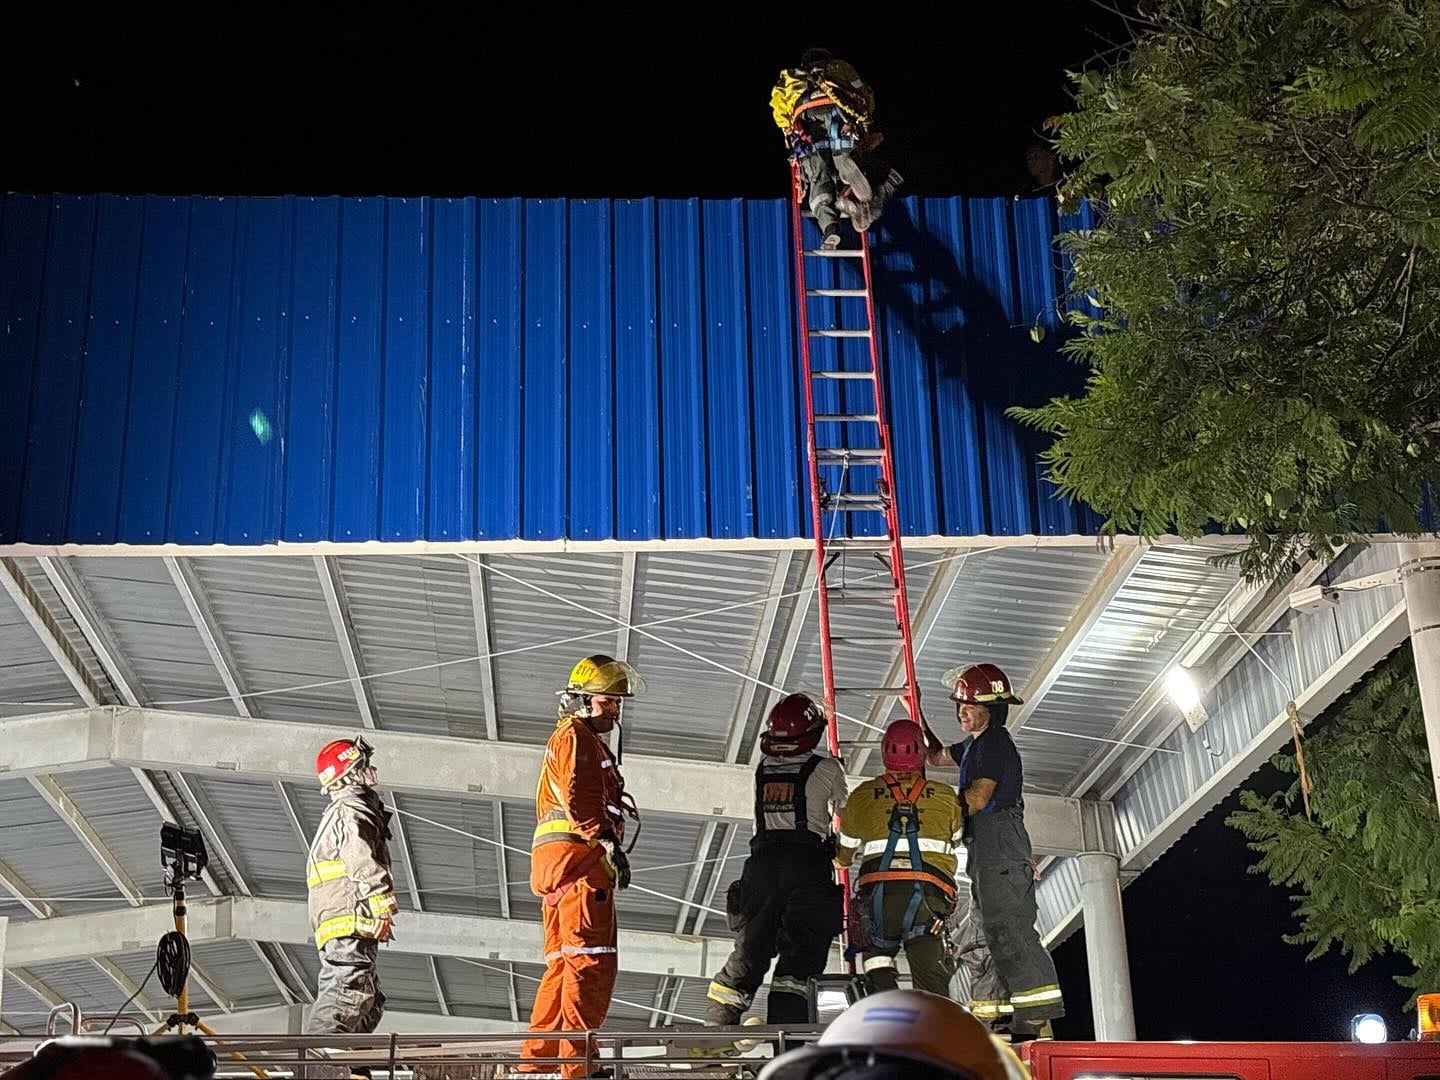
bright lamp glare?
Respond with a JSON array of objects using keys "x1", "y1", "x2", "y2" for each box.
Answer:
[
  {"x1": 1165, "y1": 667, "x2": 1202, "y2": 711},
  {"x1": 1351, "y1": 1013, "x2": 1387, "y2": 1044}
]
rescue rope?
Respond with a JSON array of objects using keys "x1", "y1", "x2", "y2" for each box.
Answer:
[
  {"x1": 390, "y1": 806, "x2": 728, "y2": 918},
  {"x1": 451, "y1": 957, "x2": 707, "y2": 1024}
]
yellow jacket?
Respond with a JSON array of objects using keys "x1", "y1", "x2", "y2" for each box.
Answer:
[
  {"x1": 770, "y1": 59, "x2": 875, "y2": 132},
  {"x1": 835, "y1": 772, "x2": 963, "y2": 880}
]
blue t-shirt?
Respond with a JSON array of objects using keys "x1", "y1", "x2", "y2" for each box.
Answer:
[{"x1": 949, "y1": 724, "x2": 1024, "y2": 814}]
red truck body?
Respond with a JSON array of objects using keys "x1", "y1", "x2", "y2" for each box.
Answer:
[{"x1": 1019, "y1": 1040, "x2": 1440, "y2": 1079}]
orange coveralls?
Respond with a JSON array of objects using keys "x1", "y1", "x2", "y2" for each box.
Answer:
[{"x1": 519, "y1": 715, "x2": 629, "y2": 1077}]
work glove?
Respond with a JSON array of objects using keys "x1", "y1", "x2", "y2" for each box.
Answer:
[{"x1": 600, "y1": 836, "x2": 632, "y2": 890}]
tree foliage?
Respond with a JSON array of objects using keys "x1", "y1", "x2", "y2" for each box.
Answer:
[
  {"x1": 1227, "y1": 646, "x2": 1440, "y2": 995},
  {"x1": 1014, "y1": 0, "x2": 1440, "y2": 580}
]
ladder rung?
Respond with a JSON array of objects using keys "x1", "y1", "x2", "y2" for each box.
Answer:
[
  {"x1": 827, "y1": 587, "x2": 896, "y2": 599},
  {"x1": 810, "y1": 328, "x2": 872, "y2": 338},
  {"x1": 815, "y1": 413, "x2": 879, "y2": 423},
  {"x1": 805, "y1": 248, "x2": 867, "y2": 258},
  {"x1": 816, "y1": 448, "x2": 886, "y2": 461},
  {"x1": 836, "y1": 686, "x2": 912, "y2": 695},
  {"x1": 807, "y1": 288, "x2": 869, "y2": 297},
  {"x1": 825, "y1": 537, "x2": 893, "y2": 549},
  {"x1": 830, "y1": 636, "x2": 905, "y2": 646},
  {"x1": 812, "y1": 370, "x2": 875, "y2": 380},
  {"x1": 824, "y1": 502, "x2": 888, "y2": 513}
]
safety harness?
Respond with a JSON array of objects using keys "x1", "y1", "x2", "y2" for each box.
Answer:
[{"x1": 855, "y1": 773, "x2": 957, "y2": 949}]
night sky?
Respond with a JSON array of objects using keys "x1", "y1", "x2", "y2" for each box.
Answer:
[{"x1": 1, "y1": 0, "x2": 1418, "y2": 1043}]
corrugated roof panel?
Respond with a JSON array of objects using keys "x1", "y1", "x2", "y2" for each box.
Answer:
[
  {"x1": 0, "y1": 779, "x2": 128, "y2": 914},
  {"x1": 0, "y1": 601, "x2": 85, "y2": 717},
  {"x1": 334, "y1": 554, "x2": 487, "y2": 739},
  {"x1": 188, "y1": 941, "x2": 284, "y2": 1009},
  {"x1": 432, "y1": 955, "x2": 517, "y2": 1019},
  {"x1": 0, "y1": 192, "x2": 1107, "y2": 546},
  {"x1": 191, "y1": 774, "x2": 309, "y2": 901},
  {"x1": 49, "y1": 769, "x2": 167, "y2": 899},
  {"x1": 391, "y1": 793, "x2": 504, "y2": 920}
]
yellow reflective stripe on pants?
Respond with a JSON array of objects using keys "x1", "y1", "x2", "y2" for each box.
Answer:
[
  {"x1": 771, "y1": 975, "x2": 809, "y2": 997},
  {"x1": 707, "y1": 981, "x2": 751, "y2": 1008},
  {"x1": 1010, "y1": 984, "x2": 1063, "y2": 1006},
  {"x1": 544, "y1": 944, "x2": 619, "y2": 961},
  {"x1": 313, "y1": 913, "x2": 381, "y2": 948},
  {"x1": 969, "y1": 999, "x2": 1015, "y2": 1018},
  {"x1": 306, "y1": 860, "x2": 347, "y2": 887}
]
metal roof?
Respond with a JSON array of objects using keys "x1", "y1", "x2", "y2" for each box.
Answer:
[
  {"x1": 0, "y1": 541, "x2": 1269, "y2": 1031},
  {"x1": 0, "y1": 193, "x2": 1105, "y2": 548}
]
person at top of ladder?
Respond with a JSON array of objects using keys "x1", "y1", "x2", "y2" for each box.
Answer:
[
  {"x1": 772, "y1": 48, "x2": 891, "y2": 249},
  {"x1": 519, "y1": 654, "x2": 645, "y2": 1078},
  {"x1": 835, "y1": 718, "x2": 963, "y2": 996},
  {"x1": 925, "y1": 662, "x2": 1065, "y2": 1041},
  {"x1": 702, "y1": 693, "x2": 850, "y2": 1032}
]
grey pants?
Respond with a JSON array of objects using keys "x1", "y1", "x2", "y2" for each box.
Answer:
[
  {"x1": 965, "y1": 810, "x2": 1064, "y2": 1025},
  {"x1": 305, "y1": 936, "x2": 385, "y2": 1078},
  {"x1": 795, "y1": 104, "x2": 860, "y2": 234}
]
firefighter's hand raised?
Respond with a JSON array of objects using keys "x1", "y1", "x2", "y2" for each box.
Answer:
[{"x1": 600, "y1": 837, "x2": 632, "y2": 890}]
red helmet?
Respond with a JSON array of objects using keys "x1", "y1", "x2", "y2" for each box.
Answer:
[
  {"x1": 316, "y1": 736, "x2": 374, "y2": 788},
  {"x1": 760, "y1": 693, "x2": 826, "y2": 756},
  {"x1": 881, "y1": 718, "x2": 926, "y2": 772},
  {"x1": 942, "y1": 663, "x2": 1024, "y2": 705}
]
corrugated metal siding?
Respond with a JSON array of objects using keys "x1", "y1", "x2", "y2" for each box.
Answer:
[
  {"x1": 0, "y1": 193, "x2": 1101, "y2": 547},
  {"x1": 1035, "y1": 857, "x2": 1082, "y2": 936},
  {"x1": 1111, "y1": 545, "x2": 1403, "y2": 864}
]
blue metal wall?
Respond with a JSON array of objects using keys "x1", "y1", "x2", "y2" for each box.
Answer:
[{"x1": 0, "y1": 193, "x2": 1101, "y2": 546}]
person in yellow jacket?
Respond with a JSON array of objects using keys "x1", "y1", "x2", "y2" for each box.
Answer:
[
  {"x1": 305, "y1": 736, "x2": 398, "y2": 1076},
  {"x1": 835, "y1": 719, "x2": 963, "y2": 995},
  {"x1": 771, "y1": 48, "x2": 877, "y2": 248}
]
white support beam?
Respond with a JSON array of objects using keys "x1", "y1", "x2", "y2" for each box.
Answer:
[
  {"x1": 466, "y1": 554, "x2": 501, "y2": 741},
  {"x1": 689, "y1": 823, "x2": 737, "y2": 939},
  {"x1": 1009, "y1": 544, "x2": 1149, "y2": 736},
  {"x1": 615, "y1": 552, "x2": 638, "y2": 663},
  {"x1": 0, "y1": 858, "x2": 57, "y2": 920},
  {"x1": 6, "y1": 897, "x2": 753, "y2": 981},
  {"x1": 91, "y1": 956, "x2": 165, "y2": 1026},
  {"x1": 9, "y1": 969, "x2": 63, "y2": 1009},
  {"x1": 162, "y1": 556, "x2": 253, "y2": 719},
  {"x1": 724, "y1": 551, "x2": 795, "y2": 763},
  {"x1": 0, "y1": 707, "x2": 1102, "y2": 856},
  {"x1": 28, "y1": 774, "x2": 142, "y2": 904},
  {"x1": 313, "y1": 555, "x2": 378, "y2": 730},
  {"x1": 35, "y1": 557, "x2": 143, "y2": 707},
  {"x1": 0, "y1": 558, "x2": 103, "y2": 708},
  {"x1": 187, "y1": 962, "x2": 236, "y2": 1014},
  {"x1": 492, "y1": 801, "x2": 519, "y2": 1023}
]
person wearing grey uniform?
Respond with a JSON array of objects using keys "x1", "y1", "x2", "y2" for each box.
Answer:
[
  {"x1": 705, "y1": 694, "x2": 850, "y2": 1025},
  {"x1": 306, "y1": 736, "x2": 398, "y2": 1079},
  {"x1": 928, "y1": 663, "x2": 1064, "y2": 1040}
]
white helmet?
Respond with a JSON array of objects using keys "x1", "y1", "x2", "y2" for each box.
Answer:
[{"x1": 758, "y1": 989, "x2": 1029, "y2": 1080}]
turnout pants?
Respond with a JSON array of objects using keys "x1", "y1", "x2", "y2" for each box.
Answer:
[
  {"x1": 706, "y1": 838, "x2": 842, "y2": 1024},
  {"x1": 305, "y1": 936, "x2": 385, "y2": 1079},
  {"x1": 858, "y1": 882, "x2": 955, "y2": 997},
  {"x1": 965, "y1": 809, "x2": 1064, "y2": 1026},
  {"x1": 520, "y1": 844, "x2": 618, "y2": 1077},
  {"x1": 795, "y1": 105, "x2": 865, "y2": 234}
]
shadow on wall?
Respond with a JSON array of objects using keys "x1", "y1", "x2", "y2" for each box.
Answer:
[{"x1": 868, "y1": 198, "x2": 1094, "y2": 533}]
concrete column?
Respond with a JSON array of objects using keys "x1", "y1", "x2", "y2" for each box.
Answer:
[
  {"x1": 1077, "y1": 852, "x2": 1136, "y2": 1041},
  {"x1": 1400, "y1": 543, "x2": 1440, "y2": 813},
  {"x1": 0, "y1": 915, "x2": 7, "y2": 1018}
]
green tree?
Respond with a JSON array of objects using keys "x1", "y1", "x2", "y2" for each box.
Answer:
[
  {"x1": 1014, "y1": 0, "x2": 1440, "y2": 581},
  {"x1": 1227, "y1": 645, "x2": 1440, "y2": 995}
]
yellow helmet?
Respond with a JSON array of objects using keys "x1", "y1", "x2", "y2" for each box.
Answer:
[
  {"x1": 758, "y1": 989, "x2": 1029, "y2": 1080},
  {"x1": 560, "y1": 654, "x2": 647, "y2": 698}
]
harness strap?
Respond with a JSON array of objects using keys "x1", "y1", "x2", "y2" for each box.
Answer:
[{"x1": 856, "y1": 869, "x2": 957, "y2": 899}]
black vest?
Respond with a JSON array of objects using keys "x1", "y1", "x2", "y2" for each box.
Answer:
[{"x1": 753, "y1": 755, "x2": 824, "y2": 844}]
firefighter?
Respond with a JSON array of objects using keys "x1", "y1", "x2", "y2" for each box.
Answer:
[
  {"x1": 305, "y1": 736, "x2": 397, "y2": 1080},
  {"x1": 704, "y1": 693, "x2": 849, "y2": 1028},
  {"x1": 835, "y1": 719, "x2": 963, "y2": 996},
  {"x1": 519, "y1": 654, "x2": 645, "y2": 1078},
  {"x1": 771, "y1": 48, "x2": 877, "y2": 248},
  {"x1": 757, "y1": 988, "x2": 1030, "y2": 1080},
  {"x1": 925, "y1": 663, "x2": 1064, "y2": 1040}
]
